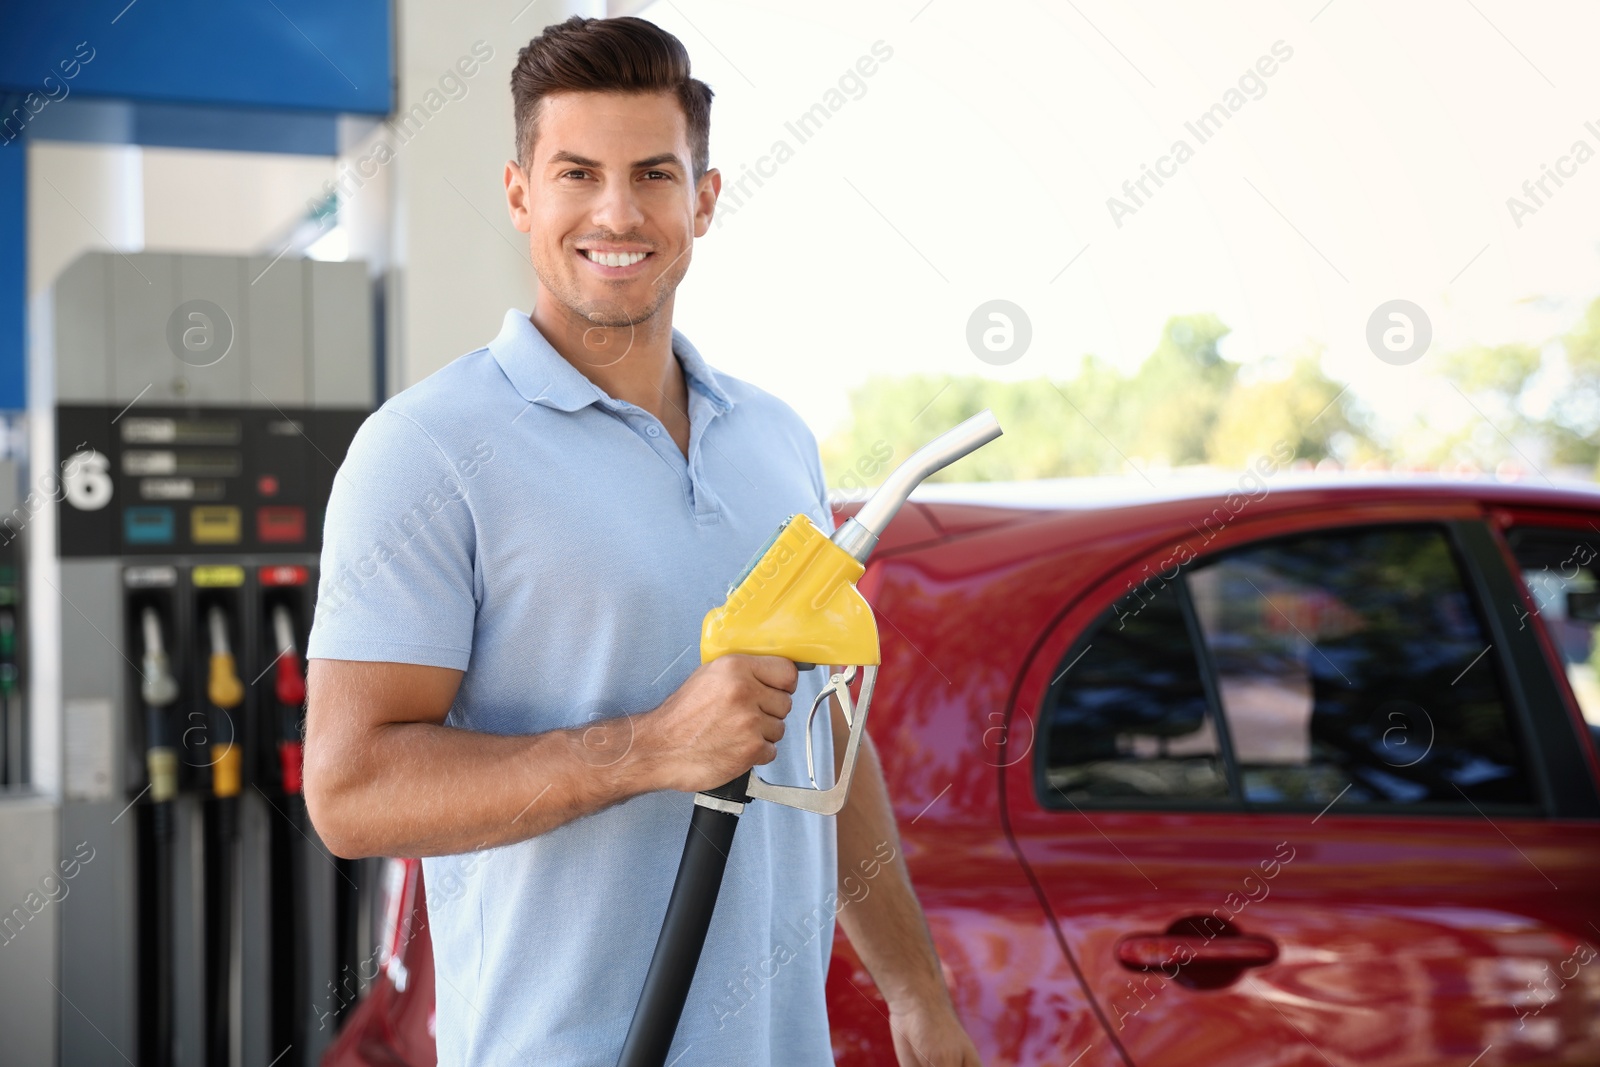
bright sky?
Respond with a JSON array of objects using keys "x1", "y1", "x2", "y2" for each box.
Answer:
[{"x1": 646, "y1": 0, "x2": 1600, "y2": 452}]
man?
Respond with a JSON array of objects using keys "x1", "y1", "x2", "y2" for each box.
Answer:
[{"x1": 303, "y1": 14, "x2": 981, "y2": 1067}]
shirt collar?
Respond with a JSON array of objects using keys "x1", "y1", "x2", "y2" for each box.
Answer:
[{"x1": 489, "y1": 309, "x2": 734, "y2": 416}]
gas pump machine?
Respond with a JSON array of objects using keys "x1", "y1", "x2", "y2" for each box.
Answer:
[{"x1": 26, "y1": 250, "x2": 377, "y2": 1066}]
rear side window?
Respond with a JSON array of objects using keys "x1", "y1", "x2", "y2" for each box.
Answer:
[
  {"x1": 1041, "y1": 524, "x2": 1537, "y2": 812},
  {"x1": 1507, "y1": 527, "x2": 1600, "y2": 730}
]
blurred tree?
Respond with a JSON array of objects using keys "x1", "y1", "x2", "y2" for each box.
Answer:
[
  {"x1": 1427, "y1": 341, "x2": 1543, "y2": 470},
  {"x1": 1207, "y1": 347, "x2": 1356, "y2": 468},
  {"x1": 1123, "y1": 313, "x2": 1237, "y2": 466},
  {"x1": 820, "y1": 313, "x2": 1362, "y2": 487},
  {"x1": 1433, "y1": 296, "x2": 1600, "y2": 476},
  {"x1": 1552, "y1": 299, "x2": 1600, "y2": 473}
]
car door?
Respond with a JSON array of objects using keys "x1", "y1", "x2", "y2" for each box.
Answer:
[{"x1": 1002, "y1": 512, "x2": 1600, "y2": 1067}]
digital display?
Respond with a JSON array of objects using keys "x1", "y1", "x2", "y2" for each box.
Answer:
[
  {"x1": 124, "y1": 450, "x2": 242, "y2": 477},
  {"x1": 121, "y1": 416, "x2": 242, "y2": 445}
]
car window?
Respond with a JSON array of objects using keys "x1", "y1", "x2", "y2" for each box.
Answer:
[
  {"x1": 1040, "y1": 573, "x2": 1230, "y2": 803},
  {"x1": 1188, "y1": 525, "x2": 1533, "y2": 808},
  {"x1": 1041, "y1": 523, "x2": 1537, "y2": 812},
  {"x1": 1506, "y1": 526, "x2": 1600, "y2": 730}
]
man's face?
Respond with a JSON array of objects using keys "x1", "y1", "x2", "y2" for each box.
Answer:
[{"x1": 504, "y1": 90, "x2": 718, "y2": 334}]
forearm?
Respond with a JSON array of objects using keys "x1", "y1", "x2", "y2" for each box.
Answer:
[
  {"x1": 833, "y1": 729, "x2": 951, "y2": 1011},
  {"x1": 306, "y1": 712, "x2": 661, "y2": 859}
]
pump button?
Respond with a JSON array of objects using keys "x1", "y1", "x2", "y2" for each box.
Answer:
[
  {"x1": 260, "y1": 565, "x2": 309, "y2": 587},
  {"x1": 192, "y1": 506, "x2": 241, "y2": 544},
  {"x1": 125, "y1": 506, "x2": 175, "y2": 544},
  {"x1": 257, "y1": 506, "x2": 305, "y2": 544}
]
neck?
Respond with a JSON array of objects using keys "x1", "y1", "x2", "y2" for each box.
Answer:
[{"x1": 529, "y1": 292, "x2": 687, "y2": 424}]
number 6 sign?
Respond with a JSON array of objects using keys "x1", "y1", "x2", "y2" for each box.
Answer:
[{"x1": 63, "y1": 449, "x2": 113, "y2": 511}]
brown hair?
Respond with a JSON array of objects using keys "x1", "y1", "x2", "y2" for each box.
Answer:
[{"x1": 510, "y1": 15, "x2": 714, "y2": 182}]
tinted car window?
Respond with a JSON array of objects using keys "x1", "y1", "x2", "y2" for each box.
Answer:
[
  {"x1": 1187, "y1": 525, "x2": 1534, "y2": 808},
  {"x1": 1507, "y1": 526, "x2": 1600, "y2": 730},
  {"x1": 1041, "y1": 574, "x2": 1230, "y2": 802}
]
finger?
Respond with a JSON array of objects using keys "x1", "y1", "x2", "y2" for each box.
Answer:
[
  {"x1": 760, "y1": 715, "x2": 785, "y2": 744},
  {"x1": 750, "y1": 654, "x2": 799, "y2": 692},
  {"x1": 756, "y1": 688, "x2": 793, "y2": 719}
]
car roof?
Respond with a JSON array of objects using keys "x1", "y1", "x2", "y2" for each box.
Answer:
[
  {"x1": 832, "y1": 471, "x2": 1600, "y2": 555},
  {"x1": 903, "y1": 471, "x2": 1600, "y2": 512}
]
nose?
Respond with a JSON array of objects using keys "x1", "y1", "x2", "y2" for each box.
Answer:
[{"x1": 590, "y1": 175, "x2": 646, "y2": 237}]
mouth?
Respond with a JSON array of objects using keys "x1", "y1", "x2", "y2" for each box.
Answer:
[{"x1": 576, "y1": 247, "x2": 654, "y2": 277}]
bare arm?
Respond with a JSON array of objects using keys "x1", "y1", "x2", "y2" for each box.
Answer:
[
  {"x1": 304, "y1": 654, "x2": 799, "y2": 860},
  {"x1": 830, "y1": 688, "x2": 982, "y2": 1066}
]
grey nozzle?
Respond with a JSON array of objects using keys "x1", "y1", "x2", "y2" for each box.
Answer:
[{"x1": 831, "y1": 409, "x2": 1003, "y2": 564}]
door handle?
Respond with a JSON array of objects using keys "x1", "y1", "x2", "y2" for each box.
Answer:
[{"x1": 1116, "y1": 935, "x2": 1278, "y2": 970}]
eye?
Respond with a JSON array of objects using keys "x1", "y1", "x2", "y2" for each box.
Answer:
[
  {"x1": 644, "y1": 170, "x2": 672, "y2": 181},
  {"x1": 560, "y1": 169, "x2": 589, "y2": 180}
]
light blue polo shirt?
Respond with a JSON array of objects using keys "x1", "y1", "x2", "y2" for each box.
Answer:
[{"x1": 307, "y1": 308, "x2": 840, "y2": 1067}]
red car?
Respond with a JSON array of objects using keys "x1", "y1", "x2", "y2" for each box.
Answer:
[{"x1": 325, "y1": 475, "x2": 1600, "y2": 1067}]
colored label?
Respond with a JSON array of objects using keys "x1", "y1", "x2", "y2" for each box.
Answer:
[
  {"x1": 124, "y1": 506, "x2": 175, "y2": 544},
  {"x1": 125, "y1": 565, "x2": 178, "y2": 588},
  {"x1": 191, "y1": 505, "x2": 241, "y2": 544},
  {"x1": 259, "y1": 565, "x2": 309, "y2": 588},
  {"x1": 192, "y1": 564, "x2": 245, "y2": 588},
  {"x1": 257, "y1": 505, "x2": 305, "y2": 544}
]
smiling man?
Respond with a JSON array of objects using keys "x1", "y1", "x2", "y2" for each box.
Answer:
[{"x1": 303, "y1": 15, "x2": 980, "y2": 1067}]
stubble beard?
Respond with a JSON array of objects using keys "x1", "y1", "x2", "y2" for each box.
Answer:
[{"x1": 537, "y1": 241, "x2": 691, "y2": 335}]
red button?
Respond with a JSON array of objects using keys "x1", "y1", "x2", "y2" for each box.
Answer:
[
  {"x1": 257, "y1": 506, "x2": 305, "y2": 544},
  {"x1": 259, "y1": 565, "x2": 309, "y2": 587},
  {"x1": 258, "y1": 474, "x2": 279, "y2": 496}
]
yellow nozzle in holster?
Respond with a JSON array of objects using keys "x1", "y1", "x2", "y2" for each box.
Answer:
[
  {"x1": 208, "y1": 652, "x2": 244, "y2": 710},
  {"x1": 211, "y1": 742, "x2": 242, "y2": 798},
  {"x1": 206, "y1": 612, "x2": 245, "y2": 797},
  {"x1": 700, "y1": 513, "x2": 880, "y2": 667}
]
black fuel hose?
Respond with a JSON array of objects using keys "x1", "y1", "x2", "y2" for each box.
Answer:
[
  {"x1": 141, "y1": 702, "x2": 177, "y2": 1067},
  {"x1": 616, "y1": 773, "x2": 747, "y2": 1067}
]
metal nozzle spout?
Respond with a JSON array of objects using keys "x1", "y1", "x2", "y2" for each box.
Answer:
[{"x1": 831, "y1": 409, "x2": 1003, "y2": 564}]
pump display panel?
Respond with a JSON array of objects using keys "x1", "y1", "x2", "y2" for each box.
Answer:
[{"x1": 56, "y1": 405, "x2": 367, "y2": 557}]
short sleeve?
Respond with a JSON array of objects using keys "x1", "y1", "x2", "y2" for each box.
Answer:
[{"x1": 306, "y1": 408, "x2": 479, "y2": 670}]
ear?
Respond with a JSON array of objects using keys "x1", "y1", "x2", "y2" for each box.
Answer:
[
  {"x1": 694, "y1": 167, "x2": 722, "y2": 238},
  {"x1": 504, "y1": 159, "x2": 532, "y2": 234}
]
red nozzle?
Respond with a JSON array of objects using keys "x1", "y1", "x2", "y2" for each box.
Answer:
[
  {"x1": 278, "y1": 740, "x2": 304, "y2": 795},
  {"x1": 275, "y1": 651, "x2": 306, "y2": 708}
]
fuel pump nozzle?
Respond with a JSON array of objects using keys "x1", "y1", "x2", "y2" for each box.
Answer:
[
  {"x1": 270, "y1": 604, "x2": 307, "y2": 795},
  {"x1": 137, "y1": 604, "x2": 180, "y2": 1067},
  {"x1": 207, "y1": 606, "x2": 244, "y2": 798},
  {"x1": 204, "y1": 604, "x2": 245, "y2": 1067},
  {"x1": 698, "y1": 408, "x2": 1003, "y2": 815},
  {"x1": 140, "y1": 606, "x2": 180, "y2": 801},
  {"x1": 618, "y1": 410, "x2": 1004, "y2": 1067}
]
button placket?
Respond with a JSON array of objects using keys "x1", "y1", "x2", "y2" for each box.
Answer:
[
  {"x1": 683, "y1": 388, "x2": 726, "y2": 522},
  {"x1": 607, "y1": 402, "x2": 698, "y2": 515}
]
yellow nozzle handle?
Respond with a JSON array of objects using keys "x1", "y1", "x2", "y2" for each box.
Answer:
[
  {"x1": 700, "y1": 513, "x2": 880, "y2": 667},
  {"x1": 206, "y1": 606, "x2": 244, "y2": 708},
  {"x1": 208, "y1": 652, "x2": 244, "y2": 709},
  {"x1": 211, "y1": 742, "x2": 242, "y2": 798}
]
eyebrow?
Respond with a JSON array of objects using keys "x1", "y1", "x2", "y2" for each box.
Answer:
[{"x1": 547, "y1": 151, "x2": 684, "y2": 170}]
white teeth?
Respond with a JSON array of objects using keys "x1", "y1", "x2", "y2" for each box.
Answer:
[{"x1": 584, "y1": 250, "x2": 647, "y2": 267}]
